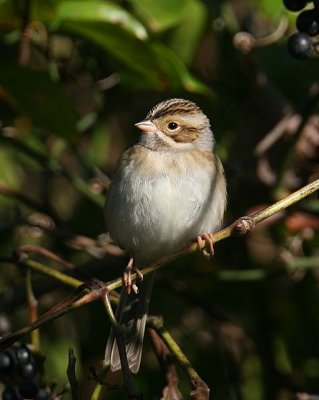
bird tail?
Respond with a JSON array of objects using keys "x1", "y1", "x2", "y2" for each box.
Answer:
[{"x1": 105, "y1": 272, "x2": 154, "y2": 374}]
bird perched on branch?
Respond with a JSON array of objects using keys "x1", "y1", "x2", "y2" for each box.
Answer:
[{"x1": 105, "y1": 98, "x2": 227, "y2": 373}]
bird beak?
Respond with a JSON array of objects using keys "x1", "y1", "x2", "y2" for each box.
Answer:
[{"x1": 134, "y1": 120, "x2": 157, "y2": 133}]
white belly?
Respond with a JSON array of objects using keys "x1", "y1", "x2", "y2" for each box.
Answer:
[{"x1": 106, "y1": 149, "x2": 225, "y2": 265}]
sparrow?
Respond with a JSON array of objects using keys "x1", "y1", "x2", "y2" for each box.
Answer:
[{"x1": 104, "y1": 98, "x2": 227, "y2": 373}]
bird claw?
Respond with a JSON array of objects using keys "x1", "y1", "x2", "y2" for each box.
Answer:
[
  {"x1": 197, "y1": 233, "x2": 215, "y2": 259},
  {"x1": 122, "y1": 258, "x2": 143, "y2": 295}
]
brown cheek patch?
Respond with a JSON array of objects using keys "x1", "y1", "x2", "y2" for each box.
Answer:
[{"x1": 170, "y1": 127, "x2": 199, "y2": 143}]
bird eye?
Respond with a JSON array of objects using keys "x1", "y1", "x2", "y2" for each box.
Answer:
[{"x1": 167, "y1": 122, "x2": 179, "y2": 130}]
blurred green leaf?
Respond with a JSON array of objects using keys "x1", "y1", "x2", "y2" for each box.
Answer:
[
  {"x1": 76, "y1": 111, "x2": 98, "y2": 133},
  {"x1": 0, "y1": 149, "x2": 23, "y2": 188},
  {"x1": 86, "y1": 121, "x2": 111, "y2": 167},
  {"x1": 60, "y1": 21, "x2": 210, "y2": 94},
  {"x1": 168, "y1": 0, "x2": 206, "y2": 64},
  {"x1": 241, "y1": 354, "x2": 263, "y2": 400},
  {"x1": 41, "y1": 335, "x2": 81, "y2": 385},
  {"x1": 128, "y1": 0, "x2": 188, "y2": 32},
  {"x1": 55, "y1": 0, "x2": 148, "y2": 40},
  {"x1": 273, "y1": 336, "x2": 293, "y2": 374},
  {"x1": 258, "y1": 0, "x2": 285, "y2": 19},
  {"x1": 151, "y1": 43, "x2": 212, "y2": 95},
  {"x1": 0, "y1": 65, "x2": 78, "y2": 139},
  {"x1": 60, "y1": 21, "x2": 163, "y2": 88}
]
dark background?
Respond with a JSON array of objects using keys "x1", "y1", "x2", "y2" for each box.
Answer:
[{"x1": 0, "y1": 0, "x2": 318, "y2": 399}]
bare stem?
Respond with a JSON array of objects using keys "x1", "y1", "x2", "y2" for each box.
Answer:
[
  {"x1": 67, "y1": 348, "x2": 80, "y2": 400},
  {"x1": 148, "y1": 326, "x2": 183, "y2": 400},
  {"x1": 20, "y1": 259, "x2": 83, "y2": 288},
  {"x1": 250, "y1": 178, "x2": 319, "y2": 224},
  {"x1": 26, "y1": 270, "x2": 41, "y2": 352},
  {"x1": 0, "y1": 178, "x2": 317, "y2": 353},
  {"x1": 101, "y1": 291, "x2": 142, "y2": 400},
  {"x1": 0, "y1": 286, "x2": 100, "y2": 351},
  {"x1": 147, "y1": 316, "x2": 209, "y2": 400},
  {"x1": 11, "y1": 178, "x2": 319, "y2": 293},
  {"x1": 16, "y1": 245, "x2": 75, "y2": 270},
  {"x1": 89, "y1": 365, "x2": 109, "y2": 400}
]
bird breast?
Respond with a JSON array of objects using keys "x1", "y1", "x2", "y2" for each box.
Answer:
[{"x1": 105, "y1": 145, "x2": 226, "y2": 266}]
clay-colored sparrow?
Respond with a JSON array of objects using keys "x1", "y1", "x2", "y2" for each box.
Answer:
[{"x1": 105, "y1": 98, "x2": 227, "y2": 373}]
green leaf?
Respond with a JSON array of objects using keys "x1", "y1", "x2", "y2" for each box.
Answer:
[
  {"x1": 128, "y1": 0, "x2": 188, "y2": 32},
  {"x1": 168, "y1": 0, "x2": 206, "y2": 64},
  {"x1": 55, "y1": 0, "x2": 148, "y2": 40},
  {"x1": 0, "y1": 65, "x2": 78, "y2": 139},
  {"x1": 60, "y1": 21, "x2": 163, "y2": 89},
  {"x1": 0, "y1": 149, "x2": 23, "y2": 189},
  {"x1": 151, "y1": 43, "x2": 212, "y2": 95},
  {"x1": 58, "y1": 21, "x2": 211, "y2": 94},
  {"x1": 86, "y1": 121, "x2": 111, "y2": 167},
  {"x1": 258, "y1": 0, "x2": 284, "y2": 19}
]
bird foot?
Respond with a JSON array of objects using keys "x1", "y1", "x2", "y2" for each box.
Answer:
[
  {"x1": 197, "y1": 233, "x2": 215, "y2": 259},
  {"x1": 122, "y1": 258, "x2": 143, "y2": 295}
]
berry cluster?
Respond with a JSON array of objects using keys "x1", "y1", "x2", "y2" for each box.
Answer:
[
  {"x1": 0, "y1": 345, "x2": 50, "y2": 400},
  {"x1": 284, "y1": 0, "x2": 319, "y2": 58}
]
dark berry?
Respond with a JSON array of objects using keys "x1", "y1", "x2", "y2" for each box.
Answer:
[
  {"x1": 288, "y1": 32, "x2": 314, "y2": 59},
  {"x1": 0, "y1": 350, "x2": 15, "y2": 374},
  {"x1": 15, "y1": 346, "x2": 30, "y2": 364},
  {"x1": 297, "y1": 9, "x2": 319, "y2": 36},
  {"x1": 35, "y1": 389, "x2": 50, "y2": 400},
  {"x1": 18, "y1": 381, "x2": 38, "y2": 398},
  {"x1": 0, "y1": 352, "x2": 11, "y2": 373},
  {"x1": 19, "y1": 362, "x2": 36, "y2": 379},
  {"x1": 2, "y1": 387, "x2": 21, "y2": 400},
  {"x1": 283, "y1": 0, "x2": 307, "y2": 11}
]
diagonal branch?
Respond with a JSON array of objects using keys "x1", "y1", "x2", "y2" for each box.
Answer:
[
  {"x1": 0, "y1": 178, "x2": 318, "y2": 351},
  {"x1": 133, "y1": 178, "x2": 319, "y2": 282},
  {"x1": 147, "y1": 316, "x2": 209, "y2": 400},
  {"x1": 148, "y1": 325, "x2": 183, "y2": 400}
]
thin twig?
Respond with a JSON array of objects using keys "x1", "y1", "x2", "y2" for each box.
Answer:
[
  {"x1": 0, "y1": 284, "x2": 99, "y2": 350},
  {"x1": 233, "y1": 17, "x2": 288, "y2": 54},
  {"x1": 148, "y1": 327, "x2": 183, "y2": 400},
  {"x1": 255, "y1": 83, "x2": 319, "y2": 157},
  {"x1": 26, "y1": 269, "x2": 40, "y2": 352},
  {"x1": 102, "y1": 290, "x2": 118, "y2": 326},
  {"x1": 16, "y1": 245, "x2": 75, "y2": 270},
  {"x1": 18, "y1": 0, "x2": 31, "y2": 65},
  {"x1": 0, "y1": 178, "x2": 318, "y2": 353},
  {"x1": 18, "y1": 258, "x2": 83, "y2": 288},
  {"x1": 130, "y1": 178, "x2": 319, "y2": 284},
  {"x1": 148, "y1": 316, "x2": 209, "y2": 400},
  {"x1": 67, "y1": 348, "x2": 80, "y2": 400},
  {"x1": 254, "y1": 113, "x2": 299, "y2": 156},
  {"x1": 101, "y1": 291, "x2": 142, "y2": 400},
  {"x1": 251, "y1": 178, "x2": 319, "y2": 224},
  {"x1": 89, "y1": 365, "x2": 109, "y2": 400}
]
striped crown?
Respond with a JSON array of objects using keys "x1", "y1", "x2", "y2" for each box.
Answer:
[{"x1": 146, "y1": 98, "x2": 203, "y2": 121}]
